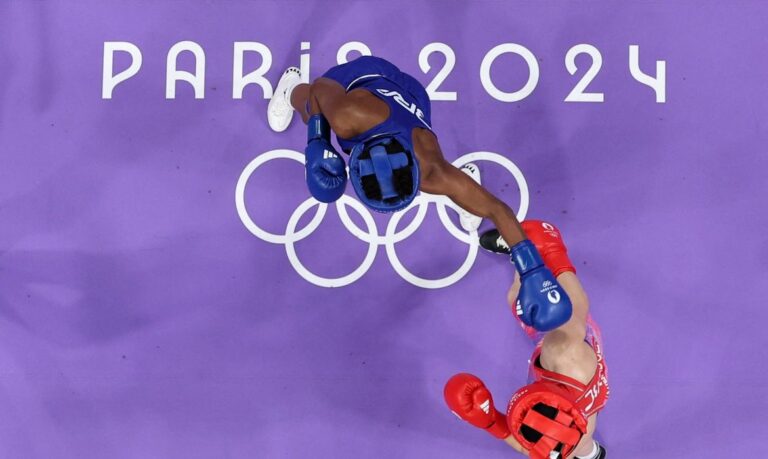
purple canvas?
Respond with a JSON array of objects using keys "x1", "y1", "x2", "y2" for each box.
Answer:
[{"x1": 1, "y1": 1, "x2": 767, "y2": 458}]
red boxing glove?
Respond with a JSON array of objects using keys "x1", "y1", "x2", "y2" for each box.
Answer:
[
  {"x1": 521, "y1": 220, "x2": 575, "y2": 277},
  {"x1": 444, "y1": 373, "x2": 511, "y2": 440}
]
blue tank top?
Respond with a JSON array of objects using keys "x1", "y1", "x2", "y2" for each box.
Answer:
[{"x1": 336, "y1": 76, "x2": 433, "y2": 153}]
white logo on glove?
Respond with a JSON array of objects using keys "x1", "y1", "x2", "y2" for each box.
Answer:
[
  {"x1": 480, "y1": 399, "x2": 491, "y2": 414},
  {"x1": 540, "y1": 280, "x2": 562, "y2": 304},
  {"x1": 542, "y1": 221, "x2": 560, "y2": 238}
]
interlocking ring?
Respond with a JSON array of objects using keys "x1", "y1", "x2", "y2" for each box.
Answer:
[{"x1": 235, "y1": 149, "x2": 529, "y2": 289}]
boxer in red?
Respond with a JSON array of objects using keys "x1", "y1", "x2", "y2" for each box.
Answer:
[{"x1": 444, "y1": 221, "x2": 610, "y2": 459}]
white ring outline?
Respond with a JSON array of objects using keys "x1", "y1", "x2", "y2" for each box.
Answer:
[
  {"x1": 235, "y1": 149, "x2": 327, "y2": 244},
  {"x1": 235, "y1": 149, "x2": 529, "y2": 289},
  {"x1": 285, "y1": 196, "x2": 379, "y2": 288}
]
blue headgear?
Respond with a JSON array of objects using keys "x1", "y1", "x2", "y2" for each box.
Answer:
[{"x1": 348, "y1": 134, "x2": 420, "y2": 213}]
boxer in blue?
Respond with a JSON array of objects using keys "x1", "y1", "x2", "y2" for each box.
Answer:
[{"x1": 267, "y1": 56, "x2": 570, "y2": 332}]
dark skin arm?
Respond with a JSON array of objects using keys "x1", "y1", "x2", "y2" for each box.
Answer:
[
  {"x1": 414, "y1": 133, "x2": 527, "y2": 246},
  {"x1": 290, "y1": 78, "x2": 374, "y2": 139},
  {"x1": 290, "y1": 78, "x2": 527, "y2": 246}
]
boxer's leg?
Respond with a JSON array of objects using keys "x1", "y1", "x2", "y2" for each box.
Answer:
[
  {"x1": 267, "y1": 67, "x2": 302, "y2": 132},
  {"x1": 458, "y1": 163, "x2": 482, "y2": 231},
  {"x1": 572, "y1": 433, "x2": 606, "y2": 459}
]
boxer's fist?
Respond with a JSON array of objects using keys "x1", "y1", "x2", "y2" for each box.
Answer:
[
  {"x1": 305, "y1": 114, "x2": 347, "y2": 202},
  {"x1": 511, "y1": 240, "x2": 572, "y2": 331},
  {"x1": 521, "y1": 220, "x2": 575, "y2": 277},
  {"x1": 444, "y1": 373, "x2": 511, "y2": 439}
]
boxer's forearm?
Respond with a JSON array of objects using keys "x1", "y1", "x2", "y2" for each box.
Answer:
[
  {"x1": 445, "y1": 170, "x2": 526, "y2": 246},
  {"x1": 307, "y1": 82, "x2": 322, "y2": 115},
  {"x1": 290, "y1": 83, "x2": 311, "y2": 123},
  {"x1": 421, "y1": 161, "x2": 526, "y2": 246},
  {"x1": 490, "y1": 203, "x2": 526, "y2": 248},
  {"x1": 291, "y1": 78, "x2": 345, "y2": 124},
  {"x1": 554, "y1": 271, "x2": 590, "y2": 336},
  {"x1": 503, "y1": 435, "x2": 528, "y2": 455},
  {"x1": 506, "y1": 271, "x2": 521, "y2": 309}
]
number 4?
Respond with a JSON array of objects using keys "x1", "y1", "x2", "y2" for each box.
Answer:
[{"x1": 629, "y1": 45, "x2": 666, "y2": 103}]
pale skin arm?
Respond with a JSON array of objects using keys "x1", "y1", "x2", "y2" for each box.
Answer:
[
  {"x1": 505, "y1": 271, "x2": 599, "y2": 458},
  {"x1": 504, "y1": 433, "x2": 530, "y2": 455}
]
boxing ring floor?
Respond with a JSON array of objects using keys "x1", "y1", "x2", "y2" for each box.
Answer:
[{"x1": 1, "y1": 2, "x2": 767, "y2": 458}]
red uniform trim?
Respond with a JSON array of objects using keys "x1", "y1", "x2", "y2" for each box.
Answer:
[{"x1": 528, "y1": 323, "x2": 610, "y2": 417}]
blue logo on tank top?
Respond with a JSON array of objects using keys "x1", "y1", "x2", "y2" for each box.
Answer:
[{"x1": 375, "y1": 88, "x2": 431, "y2": 129}]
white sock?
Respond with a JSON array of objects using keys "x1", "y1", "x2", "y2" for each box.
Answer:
[{"x1": 576, "y1": 440, "x2": 599, "y2": 459}]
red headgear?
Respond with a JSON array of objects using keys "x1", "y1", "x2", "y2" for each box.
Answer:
[{"x1": 506, "y1": 382, "x2": 589, "y2": 459}]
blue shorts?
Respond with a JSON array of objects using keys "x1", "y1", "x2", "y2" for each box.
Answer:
[{"x1": 321, "y1": 56, "x2": 432, "y2": 121}]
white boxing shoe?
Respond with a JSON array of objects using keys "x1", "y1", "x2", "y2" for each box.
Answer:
[
  {"x1": 458, "y1": 163, "x2": 482, "y2": 232},
  {"x1": 267, "y1": 67, "x2": 302, "y2": 132}
]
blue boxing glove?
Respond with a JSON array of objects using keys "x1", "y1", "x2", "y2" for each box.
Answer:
[
  {"x1": 511, "y1": 240, "x2": 573, "y2": 331},
  {"x1": 304, "y1": 114, "x2": 347, "y2": 203}
]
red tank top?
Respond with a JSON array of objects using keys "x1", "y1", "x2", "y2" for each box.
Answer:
[{"x1": 527, "y1": 321, "x2": 610, "y2": 416}]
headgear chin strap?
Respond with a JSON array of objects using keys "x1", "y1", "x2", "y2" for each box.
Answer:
[
  {"x1": 506, "y1": 382, "x2": 589, "y2": 459},
  {"x1": 348, "y1": 134, "x2": 419, "y2": 213}
]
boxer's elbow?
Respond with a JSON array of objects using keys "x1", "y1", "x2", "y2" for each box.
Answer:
[{"x1": 326, "y1": 104, "x2": 359, "y2": 139}]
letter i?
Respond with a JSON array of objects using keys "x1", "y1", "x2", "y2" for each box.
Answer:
[{"x1": 300, "y1": 42, "x2": 310, "y2": 84}]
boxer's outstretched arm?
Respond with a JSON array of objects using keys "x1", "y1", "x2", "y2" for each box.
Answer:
[{"x1": 418, "y1": 150, "x2": 526, "y2": 247}]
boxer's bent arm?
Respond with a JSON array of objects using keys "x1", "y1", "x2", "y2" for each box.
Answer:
[
  {"x1": 503, "y1": 434, "x2": 529, "y2": 455},
  {"x1": 551, "y1": 272, "x2": 589, "y2": 338},
  {"x1": 419, "y1": 157, "x2": 526, "y2": 247},
  {"x1": 506, "y1": 271, "x2": 522, "y2": 309},
  {"x1": 540, "y1": 272, "x2": 597, "y2": 384},
  {"x1": 290, "y1": 78, "x2": 369, "y2": 138}
]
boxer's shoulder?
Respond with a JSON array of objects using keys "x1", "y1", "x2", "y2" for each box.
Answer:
[
  {"x1": 540, "y1": 331, "x2": 598, "y2": 386},
  {"x1": 331, "y1": 89, "x2": 388, "y2": 136}
]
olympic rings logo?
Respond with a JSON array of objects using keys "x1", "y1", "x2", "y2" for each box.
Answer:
[{"x1": 235, "y1": 150, "x2": 529, "y2": 289}]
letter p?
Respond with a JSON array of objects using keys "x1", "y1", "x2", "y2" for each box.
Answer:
[{"x1": 102, "y1": 42, "x2": 142, "y2": 99}]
